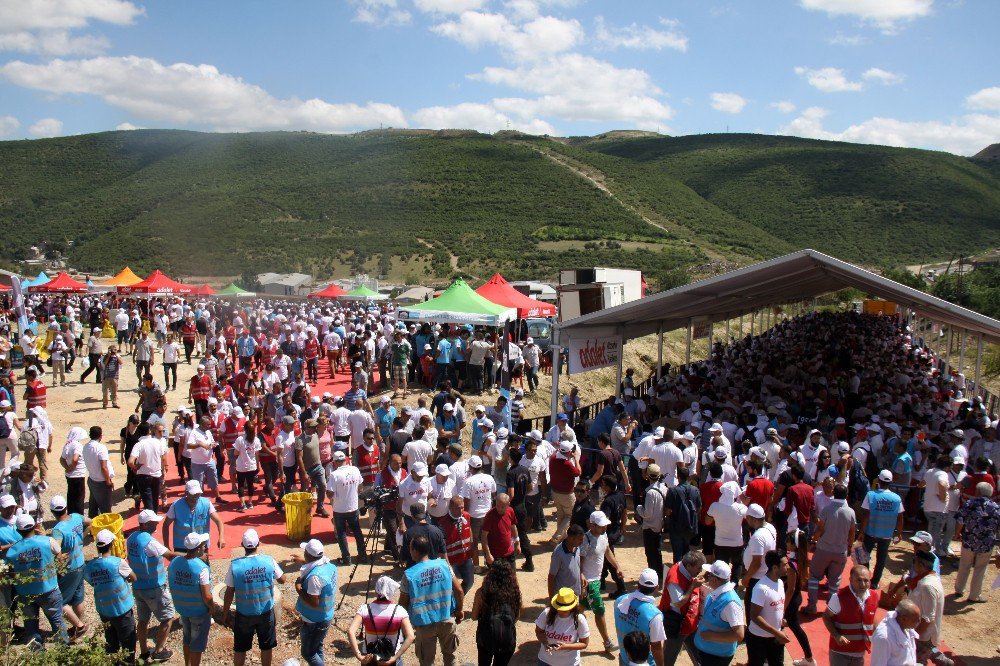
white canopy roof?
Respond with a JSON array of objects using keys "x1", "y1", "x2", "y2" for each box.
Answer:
[{"x1": 558, "y1": 249, "x2": 1000, "y2": 345}]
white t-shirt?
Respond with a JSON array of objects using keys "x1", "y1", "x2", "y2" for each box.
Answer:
[
  {"x1": 743, "y1": 524, "x2": 778, "y2": 579},
  {"x1": 328, "y1": 464, "x2": 363, "y2": 513},
  {"x1": 348, "y1": 410, "x2": 375, "y2": 450},
  {"x1": 460, "y1": 473, "x2": 497, "y2": 518},
  {"x1": 922, "y1": 468, "x2": 949, "y2": 513},
  {"x1": 649, "y1": 443, "x2": 686, "y2": 487},
  {"x1": 61, "y1": 439, "x2": 88, "y2": 479},
  {"x1": 82, "y1": 440, "x2": 114, "y2": 482},
  {"x1": 579, "y1": 531, "x2": 609, "y2": 582},
  {"x1": 275, "y1": 429, "x2": 297, "y2": 468},
  {"x1": 186, "y1": 428, "x2": 215, "y2": 465},
  {"x1": 535, "y1": 610, "x2": 590, "y2": 666},
  {"x1": 708, "y1": 501, "x2": 748, "y2": 548},
  {"x1": 398, "y1": 475, "x2": 432, "y2": 516},
  {"x1": 130, "y1": 436, "x2": 168, "y2": 477},
  {"x1": 162, "y1": 342, "x2": 180, "y2": 364},
  {"x1": 402, "y1": 440, "x2": 433, "y2": 473},
  {"x1": 234, "y1": 435, "x2": 262, "y2": 473},
  {"x1": 748, "y1": 575, "x2": 785, "y2": 637},
  {"x1": 428, "y1": 476, "x2": 455, "y2": 519}
]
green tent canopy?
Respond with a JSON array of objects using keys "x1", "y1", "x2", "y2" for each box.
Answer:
[
  {"x1": 397, "y1": 278, "x2": 517, "y2": 326},
  {"x1": 216, "y1": 282, "x2": 255, "y2": 297},
  {"x1": 339, "y1": 284, "x2": 388, "y2": 301}
]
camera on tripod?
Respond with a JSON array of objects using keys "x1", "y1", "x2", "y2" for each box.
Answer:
[{"x1": 359, "y1": 486, "x2": 399, "y2": 516}]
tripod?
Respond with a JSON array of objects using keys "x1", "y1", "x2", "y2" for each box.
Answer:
[{"x1": 336, "y1": 501, "x2": 388, "y2": 610}]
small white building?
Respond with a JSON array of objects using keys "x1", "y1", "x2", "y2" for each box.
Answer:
[{"x1": 257, "y1": 272, "x2": 314, "y2": 296}]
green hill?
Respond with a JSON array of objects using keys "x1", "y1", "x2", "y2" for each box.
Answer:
[{"x1": 1, "y1": 129, "x2": 998, "y2": 288}]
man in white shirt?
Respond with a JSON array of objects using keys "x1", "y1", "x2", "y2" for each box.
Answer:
[
  {"x1": 398, "y1": 462, "x2": 432, "y2": 527},
  {"x1": 329, "y1": 397, "x2": 352, "y2": 445},
  {"x1": 580, "y1": 510, "x2": 624, "y2": 653},
  {"x1": 327, "y1": 451, "x2": 366, "y2": 565},
  {"x1": 402, "y1": 435, "x2": 433, "y2": 474},
  {"x1": 460, "y1": 455, "x2": 496, "y2": 568},
  {"x1": 186, "y1": 416, "x2": 222, "y2": 502},
  {"x1": 801, "y1": 429, "x2": 828, "y2": 480},
  {"x1": 129, "y1": 422, "x2": 170, "y2": 512},
  {"x1": 347, "y1": 407, "x2": 375, "y2": 454},
  {"x1": 741, "y1": 504, "x2": 777, "y2": 596},
  {"x1": 82, "y1": 426, "x2": 114, "y2": 517},
  {"x1": 746, "y1": 551, "x2": 790, "y2": 666},
  {"x1": 428, "y1": 464, "x2": 455, "y2": 522},
  {"x1": 870, "y1": 600, "x2": 920, "y2": 666}
]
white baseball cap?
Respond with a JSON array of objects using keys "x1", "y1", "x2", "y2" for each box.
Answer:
[
  {"x1": 559, "y1": 441, "x2": 574, "y2": 453},
  {"x1": 380, "y1": 395, "x2": 390, "y2": 403},
  {"x1": 332, "y1": 451, "x2": 347, "y2": 462},
  {"x1": 878, "y1": 470, "x2": 894, "y2": 483},
  {"x1": 468, "y1": 455, "x2": 483, "y2": 469},
  {"x1": 0, "y1": 400, "x2": 10, "y2": 408},
  {"x1": 747, "y1": 503, "x2": 766, "y2": 520},
  {"x1": 589, "y1": 510, "x2": 611, "y2": 527},
  {"x1": 185, "y1": 480, "x2": 203, "y2": 495},
  {"x1": 0, "y1": 495, "x2": 16, "y2": 509},
  {"x1": 442, "y1": 403, "x2": 454, "y2": 412},
  {"x1": 242, "y1": 529, "x2": 260, "y2": 548},
  {"x1": 638, "y1": 568, "x2": 659, "y2": 588},
  {"x1": 412, "y1": 462, "x2": 428, "y2": 476},
  {"x1": 708, "y1": 423, "x2": 723, "y2": 433},
  {"x1": 434, "y1": 464, "x2": 451, "y2": 476},
  {"x1": 49, "y1": 495, "x2": 67, "y2": 511},
  {"x1": 138, "y1": 509, "x2": 163, "y2": 524},
  {"x1": 184, "y1": 532, "x2": 210, "y2": 550},
  {"x1": 15, "y1": 514, "x2": 35, "y2": 530},
  {"x1": 702, "y1": 560, "x2": 732, "y2": 580},
  {"x1": 474, "y1": 405, "x2": 486, "y2": 413},
  {"x1": 301, "y1": 539, "x2": 324, "y2": 557},
  {"x1": 527, "y1": 430, "x2": 544, "y2": 442},
  {"x1": 96, "y1": 529, "x2": 117, "y2": 547}
]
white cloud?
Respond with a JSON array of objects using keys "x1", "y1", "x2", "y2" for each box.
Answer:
[
  {"x1": 474, "y1": 53, "x2": 673, "y2": 127},
  {"x1": 28, "y1": 117, "x2": 63, "y2": 137},
  {"x1": 351, "y1": 0, "x2": 411, "y2": 26},
  {"x1": 0, "y1": 56, "x2": 408, "y2": 133},
  {"x1": 771, "y1": 100, "x2": 797, "y2": 113},
  {"x1": 827, "y1": 32, "x2": 867, "y2": 46},
  {"x1": 795, "y1": 66, "x2": 863, "y2": 92},
  {"x1": 779, "y1": 106, "x2": 1000, "y2": 155},
  {"x1": 800, "y1": 0, "x2": 934, "y2": 33},
  {"x1": 863, "y1": 67, "x2": 903, "y2": 85},
  {"x1": 414, "y1": 0, "x2": 488, "y2": 13},
  {"x1": 115, "y1": 122, "x2": 142, "y2": 130},
  {"x1": 594, "y1": 16, "x2": 688, "y2": 52},
  {"x1": 967, "y1": 86, "x2": 1000, "y2": 111},
  {"x1": 0, "y1": 0, "x2": 141, "y2": 56},
  {"x1": 0, "y1": 115, "x2": 20, "y2": 137},
  {"x1": 710, "y1": 92, "x2": 747, "y2": 114},
  {"x1": 412, "y1": 102, "x2": 557, "y2": 134},
  {"x1": 432, "y1": 11, "x2": 583, "y2": 61}
]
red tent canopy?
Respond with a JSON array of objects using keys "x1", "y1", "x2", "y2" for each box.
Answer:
[
  {"x1": 118, "y1": 270, "x2": 195, "y2": 295},
  {"x1": 308, "y1": 283, "x2": 348, "y2": 299},
  {"x1": 28, "y1": 271, "x2": 89, "y2": 293},
  {"x1": 475, "y1": 273, "x2": 556, "y2": 318},
  {"x1": 195, "y1": 284, "x2": 216, "y2": 296}
]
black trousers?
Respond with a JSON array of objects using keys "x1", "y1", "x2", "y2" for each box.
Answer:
[
  {"x1": 101, "y1": 608, "x2": 137, "y2": 660},
  {"x1": 513, "y1": 504, "x2": 533, "y2": 565},
  {"x1": 136, "y1": 474, "x2": 161, "y2": 512},
  {"x1": 642, "y1": 528, "x2": 663, "y2": 575},
  {"x1": 80, "y1": 353, "x2": 102, "y2": 382},
  {"x1": 697, "y1": 649, "x2": 734, "y2": 666},
  {"x1": 746, "y1": 632, "x2": 784, "y2": 666},
  {"x1": 477, "y1": 640, "x2": 514, "y2": 666},
  {"x1": 66, "y1": 476, "x2": 86, "y2": 516}
]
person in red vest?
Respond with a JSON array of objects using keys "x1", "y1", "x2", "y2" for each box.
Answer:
[
  {"x1": 659, "y1": 550, "x2": 706, "y2": 665},
  {"x1": 822, "y1": 565, "x2": 889, "y2": 666},
  {"x1": 699, "y1": 463, "x2": 725, "y2": 560},
  {"x1": 218, "y1": 407, "x2": 243, "y2": 496},
  {"x1": 23, "y1": 367, "x2": 46, "y2": 414},
  {"x1": 188, "y1": 365, "x2": 212, "y2": 420},
  {"x1": 439, "y1": 495, "x2": 475, "y2": 595},
  {"x1": 376, "y1": 454, "x2": 407, "y2": 562},
  {"x1": 180, "y1": 316, "x2": 197, "y2": 364},
  {"x1": 356, "y1": 428, "x2": 380, "y2": 487},
  {"x1": 304, "y1": 330, "x2": 320, "y2": 385}
]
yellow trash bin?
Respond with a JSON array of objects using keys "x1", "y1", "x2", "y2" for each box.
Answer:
[
  {"x1": 91, "y1": 513, "x2": 127, "y2": 559},
  {"x1": 281, "y1": 492, "x2": 314, "y2": 541}
]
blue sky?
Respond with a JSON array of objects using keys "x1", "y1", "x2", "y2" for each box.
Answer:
[{"x1": 1, "y1": 0, "x2": 997, "y2": 154}]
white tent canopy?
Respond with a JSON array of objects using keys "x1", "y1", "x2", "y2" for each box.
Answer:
[{"x1": 558, "y1": 249, "x2": 1000, "y2": 345}]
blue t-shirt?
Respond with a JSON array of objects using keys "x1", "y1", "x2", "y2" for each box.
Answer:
[{"x1": 436, "y1": 339, "x2": 452, "y2": 364}]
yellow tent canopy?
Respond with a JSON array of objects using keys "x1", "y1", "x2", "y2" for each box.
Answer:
[{"x1": 100, "y1": 266, "x2": 144, "y2": 287}]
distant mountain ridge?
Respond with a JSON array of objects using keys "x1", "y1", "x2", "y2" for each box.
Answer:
[{"x1": 1, "y1": 129, "x2": 997, "y2": 289}]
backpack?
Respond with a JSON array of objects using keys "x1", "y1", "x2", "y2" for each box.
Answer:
[
  {"x1": 673, "y1": 484, "x2": 699, "y2": 534},
  {"x1": 0, "y1": 415, "x2": 9, "y2": 440},
  {"x1": 858, "y1": 443, "x2": 879, "y2": 482},
  {"x1": 847, "y1": 462, "x2": 870, "y2": 506},
  {"x1": 17, "y1": 427, "x2": 38, "y2": 453},
  {"x1": 740, "y1": 426, "x2": 758, "y2": 449},
  {"x1": 485, "y1": 602, "x2": 517, "y2": 652}
]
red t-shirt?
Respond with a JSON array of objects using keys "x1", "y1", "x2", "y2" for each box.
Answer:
[
  {"x1": 785, "y1": 482, "x2": 816, "y2": 525},
  {"x1": 744, "y1": 477, "x2": 775, "y2": 513},
  {"x1": 482, "y1": 506, "x2": 517, "y2": 558},
  {"x1": 699, "y1": 481, "x2": 722, "y2": 523},
  {"x1": 548, "y1": 455, "x2": 581, "y2": 494}
]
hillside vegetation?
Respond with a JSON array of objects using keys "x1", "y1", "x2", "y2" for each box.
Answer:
[{"x1": 1, "y1": 129, "x2": 998, "y2": 287}]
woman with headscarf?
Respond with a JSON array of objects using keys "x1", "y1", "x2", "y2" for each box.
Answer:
[
  {"x1": 348, "y1": 575, "x2": 415, "y2": 666},
  {"x1": 705, "y1": 481, "x2": 748, "y2": 583},
  {"x1": 24, "y1": 406, "x2": 54, "y2": 483},
  {"x1": 60, "y1": 426, "x2": 90, "y2": 514}
]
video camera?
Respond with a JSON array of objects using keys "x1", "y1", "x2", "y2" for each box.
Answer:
[{"x1": 359, "y1": 486, "x2": 399, "y2": 516}]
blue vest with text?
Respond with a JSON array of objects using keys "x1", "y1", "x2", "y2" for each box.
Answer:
[
  {"x1": 52, "y1": 515, "x2": 84, "y2": 571},
  {"x1": 127, "y1": 530, "x2": 166, "y2": 590},
  {"x1": 693, "y1": 587, "x2": 741, "y2": 657},
  {"x1": 169, "y1": 556, "x2": 210, "y2": 618},
  {"x1": 170, "y1": 497, "x2": 211, "y2": 550},
  {"x1": 0, "y1": 523, "x2": 21, "y2": 546},
  {"x1": 231, "y1": 554, "x2": 276, "y2": 615},
  {"x1": 296, "y1": 561, "x2": 336, "y2": 623},
  {"x1": 865, "y1": 489, "x2": 901, "y2": 539},
  {"x1": 614, "y1": 595, "x2": 660, "y2": 665},
  {"x1": 404, "y1": 558, "x2": 453, "y2": 628},
  {"x1": 6, "y1": 534, "x2": 57, "y2": 595},
  {"x1": 84, "y1": 556, "x2": 134, "y2": 619}
]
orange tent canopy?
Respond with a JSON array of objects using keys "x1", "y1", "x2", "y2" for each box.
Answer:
[
  {"x1": 28, "y1": 271, "x2": 89, "y2": 293},
  {"x1": 118, "y1": 270, "x2": 195, "y2": 295},
  {"x1": 475, "y1": 273, "x2": 556, "y2": 318},
  {"x1": 195, "y1": 284, "x2": 216, "y2": 296},
  {"x1": 100, "y1": 266, "x2": 144, "y2": 287},
  {"x1": 308, "y1": 283, "x2": 348, "y2": 299}
]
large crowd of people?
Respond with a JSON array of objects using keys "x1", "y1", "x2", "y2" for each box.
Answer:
[{"x1": 0, "y1": 292, "x2": 998, "y2": 666}]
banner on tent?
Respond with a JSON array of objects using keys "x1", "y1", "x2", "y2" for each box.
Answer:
[{"x1": 567, "y1": 335, "x2": 622, "y2": 375}]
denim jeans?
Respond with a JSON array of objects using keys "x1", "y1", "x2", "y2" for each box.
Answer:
[
  {"x1": 307, "y1": 465, "x2": 326, "y2": 511},
  {"x1": 334, "y1": 510, "x2": 365, "y2": 561},
  {"x1": 862, "y1": 533, "x2": 891, "y2": 587},
  {"x1": 925, "y1": 511, "x2": 950, "y2": 558},
  {"x1": 282, "y1": 465, "x2": 299, "y2": 496},
  {"x1": 22, "y1": 587, "x2": 68, "y2": 646},
  {"x1": 300, "y1": 620, "x2": 330, "y2": 666},
  {"x1": 453, "y1": 558, "x2": 474, "y2": 595}
]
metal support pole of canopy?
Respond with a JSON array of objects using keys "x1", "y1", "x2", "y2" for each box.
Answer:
[
  {"x1": 958, "y1": 329, "x2": 966, "y2": 374},
  {"x1": 725, "y1": 318, "x2": 730, "y2": 342},
  {"x1": 656, "y1": 323, "x2": 663, "y2": 381},
  {"x1": 615, "y1": 339, "x2": 624, "y2": 399},
  {"x1": 550, "y1": 324, "x2": 561, "y2": 424},
  {"x1": 974, "y1": 336, "x2": 983, "y2": 399},
  {"x1": 685, "y1": 319, "x2": 693, "y2": 366}
]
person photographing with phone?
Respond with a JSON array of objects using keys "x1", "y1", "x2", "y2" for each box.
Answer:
[{"x1": 536, "y1": 587, "x2": 591, "y2": 666}]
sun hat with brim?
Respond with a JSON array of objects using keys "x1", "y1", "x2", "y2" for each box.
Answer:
[{"x1": 551, "y1": 587, "x2": 579, "y2": 611}]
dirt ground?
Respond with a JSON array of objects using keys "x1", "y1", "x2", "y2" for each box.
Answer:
[{"x1": 19, "y1": 341, "x2": 1000, "y2": 665}]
